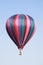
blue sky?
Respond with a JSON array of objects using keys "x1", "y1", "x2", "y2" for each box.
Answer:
[{"x1": 0, "y1": 0, "x2": 43, "y2": 65}]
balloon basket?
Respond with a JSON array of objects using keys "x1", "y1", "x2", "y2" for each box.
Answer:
[{"x1": 19, "y1": 49, "x2": 22, "y2": 55}]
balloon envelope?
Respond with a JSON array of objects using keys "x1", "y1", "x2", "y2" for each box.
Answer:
[{"x1": 6, "y1": 14, "x2": 36, "y2": 50}]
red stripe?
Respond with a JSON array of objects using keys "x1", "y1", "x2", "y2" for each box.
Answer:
[
  {"x1": 22, "y1": 15, "x2": 30, "y2": 47},
  {"x1": 12, "y1": 15, "x2": 20, "y2": 48}
]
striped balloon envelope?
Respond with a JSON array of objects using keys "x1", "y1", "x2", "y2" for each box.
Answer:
[{"x1": 6, "y1": 14, "x2": 36, "y2": 55}]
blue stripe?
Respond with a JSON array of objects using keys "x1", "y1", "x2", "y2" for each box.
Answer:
[
  {"x1": 18, "y1": 14, "x2": 24, "y2": 45},
  {"x1": 8, "y1": 15, "x2": 18, "y2": 46}
]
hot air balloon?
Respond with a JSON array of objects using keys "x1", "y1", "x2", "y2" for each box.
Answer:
[{"x1": 6, "y1": 14, "x2": 36, "y2": 55}]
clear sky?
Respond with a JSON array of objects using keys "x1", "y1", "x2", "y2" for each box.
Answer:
[{"x1": 0, "y1": 0, "x2": 43, "y2": 65}]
